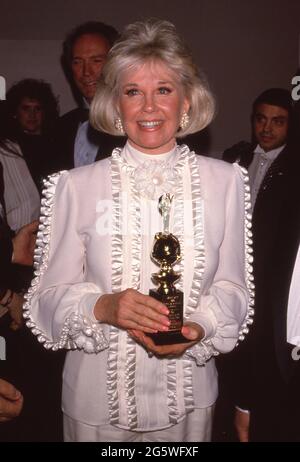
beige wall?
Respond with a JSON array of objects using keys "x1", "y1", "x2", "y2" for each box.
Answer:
[{"x1": 0, "y1": 0, "x2": 299, "y2": 155}]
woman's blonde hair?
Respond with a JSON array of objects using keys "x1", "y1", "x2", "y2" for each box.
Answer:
[{"x1": 90, "y1": 18, "x2": 215, "y2": 137}]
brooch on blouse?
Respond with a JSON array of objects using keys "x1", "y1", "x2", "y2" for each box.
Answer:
[{"x1": 133, "y1": 160, "x2": 179, "y2": 200}]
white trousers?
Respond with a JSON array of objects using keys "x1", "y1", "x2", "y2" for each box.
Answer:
[{"x1": 64, "y1": 406, "x2": 214, "y2": 442}]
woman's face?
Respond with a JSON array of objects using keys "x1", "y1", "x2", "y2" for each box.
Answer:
[
  {"x1": 15, "y1": 97, "x2": 44, "y2": 135},
  {"x1": 118, "y1": 60, "x2": 190, "y2": 154}
]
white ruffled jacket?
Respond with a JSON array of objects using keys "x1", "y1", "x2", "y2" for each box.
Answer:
[{"x1": 24, "y1": 143, "x2": 253, "y2": 431}]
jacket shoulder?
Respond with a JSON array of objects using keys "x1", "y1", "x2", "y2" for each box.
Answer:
[
  {"x1": 58, "y1": 108, "x2": 82, "y2": 129},
  {"x1": 197, "y1": 154, "x2": 238, "y2": 175}
]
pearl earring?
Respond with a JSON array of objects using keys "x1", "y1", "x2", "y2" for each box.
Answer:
[
  {"x1": 180, "y1": 111, "x2": 190, "y2": 130},
  {"x1": 115, "y1": 117, "x2": 125, "y2": 134}
]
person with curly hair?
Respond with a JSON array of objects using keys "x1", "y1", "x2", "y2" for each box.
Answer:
[{"x1": 0, "y1": 79, "x2": 59, "y2": 233}]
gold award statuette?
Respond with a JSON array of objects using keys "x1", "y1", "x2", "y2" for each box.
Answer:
[{"x1": 148, "y1": 194, "x2": 188, "y2": 345}]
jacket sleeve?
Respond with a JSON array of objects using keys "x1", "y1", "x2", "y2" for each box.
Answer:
[
  {"x1": 184, "y1": 164, "x2": 254, "y2": 365},
  {"x1": 24, "y1": 171, "x2": 109, "y2": 353}
]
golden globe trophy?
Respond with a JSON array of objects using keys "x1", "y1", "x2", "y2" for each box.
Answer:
[{"x1": 148, "y1": 194, "x2": 188, "y2": 345}]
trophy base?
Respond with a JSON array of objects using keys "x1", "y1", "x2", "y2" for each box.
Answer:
[
  {"x1": 147, "y1": 330, "x2": 190, "y2": 345},
  {"x1": 148, "y1": 289, "x2": 189, "y2": 345}
]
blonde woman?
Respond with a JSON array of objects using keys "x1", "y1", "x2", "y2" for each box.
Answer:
[{"x1": 25, "y1": 19, "x2": 253, "y2": 442}]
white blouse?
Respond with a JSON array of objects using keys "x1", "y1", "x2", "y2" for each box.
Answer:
[{"x1": 24, "y1": 142, "x2": 254, "y2": 431}]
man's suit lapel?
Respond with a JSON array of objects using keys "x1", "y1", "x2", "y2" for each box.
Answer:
[{"x1": 256, "y1": 147, "x2": 288, "y2": 199}]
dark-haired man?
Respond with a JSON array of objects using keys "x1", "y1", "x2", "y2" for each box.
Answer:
[
  {"x1": 223, "y1": 88, "x2": 292, "y2": 201},
  {"x1": 57, "y1": 22, "x2": 125, "y2": 170},
  {"x1": 223, "y1": 88, "x2": 294, "y2": 286}
]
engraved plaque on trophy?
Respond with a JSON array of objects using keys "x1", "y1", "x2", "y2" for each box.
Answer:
[{"x1": 148, "y1": 194, "x2": 188, "y2": 345}]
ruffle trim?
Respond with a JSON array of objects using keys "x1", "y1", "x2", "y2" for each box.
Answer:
[
  {"x1": 64, "y1": 312, "x2": 108, "y2": 352},
  {"x1": 107, "y1": 150, "x2": 123, "y2": 424},
  {"x1": 236, "y1": 165, "x2": 255, "y2": 341},
  {"x1": 24, "y1": 172, "x2": 108, "y2": 353},
  {"x1": 167, "y1": 147, "x2": 185, "y2": 422},
  {"x1": 107, "y1": 149, "x2": 142, "y2": 429},
  {"x1": 125, "y1": 337, "x2": 138, "y2": 429},
  {"x1": 184, "y1": 149, "x2": 205, "y2": 317},
  {"x1": 166, "y1": 359, "x2": 179, "y2": 424},
  {"x1": 123, "y1": 161, "x2": 142, "y2": 429},
  {"x1": 179, "y1": 148, "x2": 207, "y2": 376},
  {"x1": 184, "y1": 340, "x2": 217, "y2": 366},
  {"x1": 106, "y1": 327, "x2": 120, "y2": 425},
  {"x1": 169, "y1": 145, "x2": 197, "y2": 418}
]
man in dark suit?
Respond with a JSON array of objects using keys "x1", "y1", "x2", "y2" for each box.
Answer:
[
  {"x1": 234, "y1": 169, "x2": 300, "y2": 442},
  {"x1": 56, "y1": 21, "x2": 125, "y2": 170},
  {"x1": 216, "y1": 88, "x2": 299, "y2": 441}
]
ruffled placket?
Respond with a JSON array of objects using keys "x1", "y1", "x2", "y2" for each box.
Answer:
[{"x1": 107, "y1": 145, "x2": 204, "y2": 429}]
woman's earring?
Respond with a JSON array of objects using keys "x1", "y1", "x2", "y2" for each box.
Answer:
[
  {"x1": 180, "y1": 111, "x2": 190, "y2": 130},
  {"x1": 115, "y1": 117, "x2": 125, "y2": 134}
]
